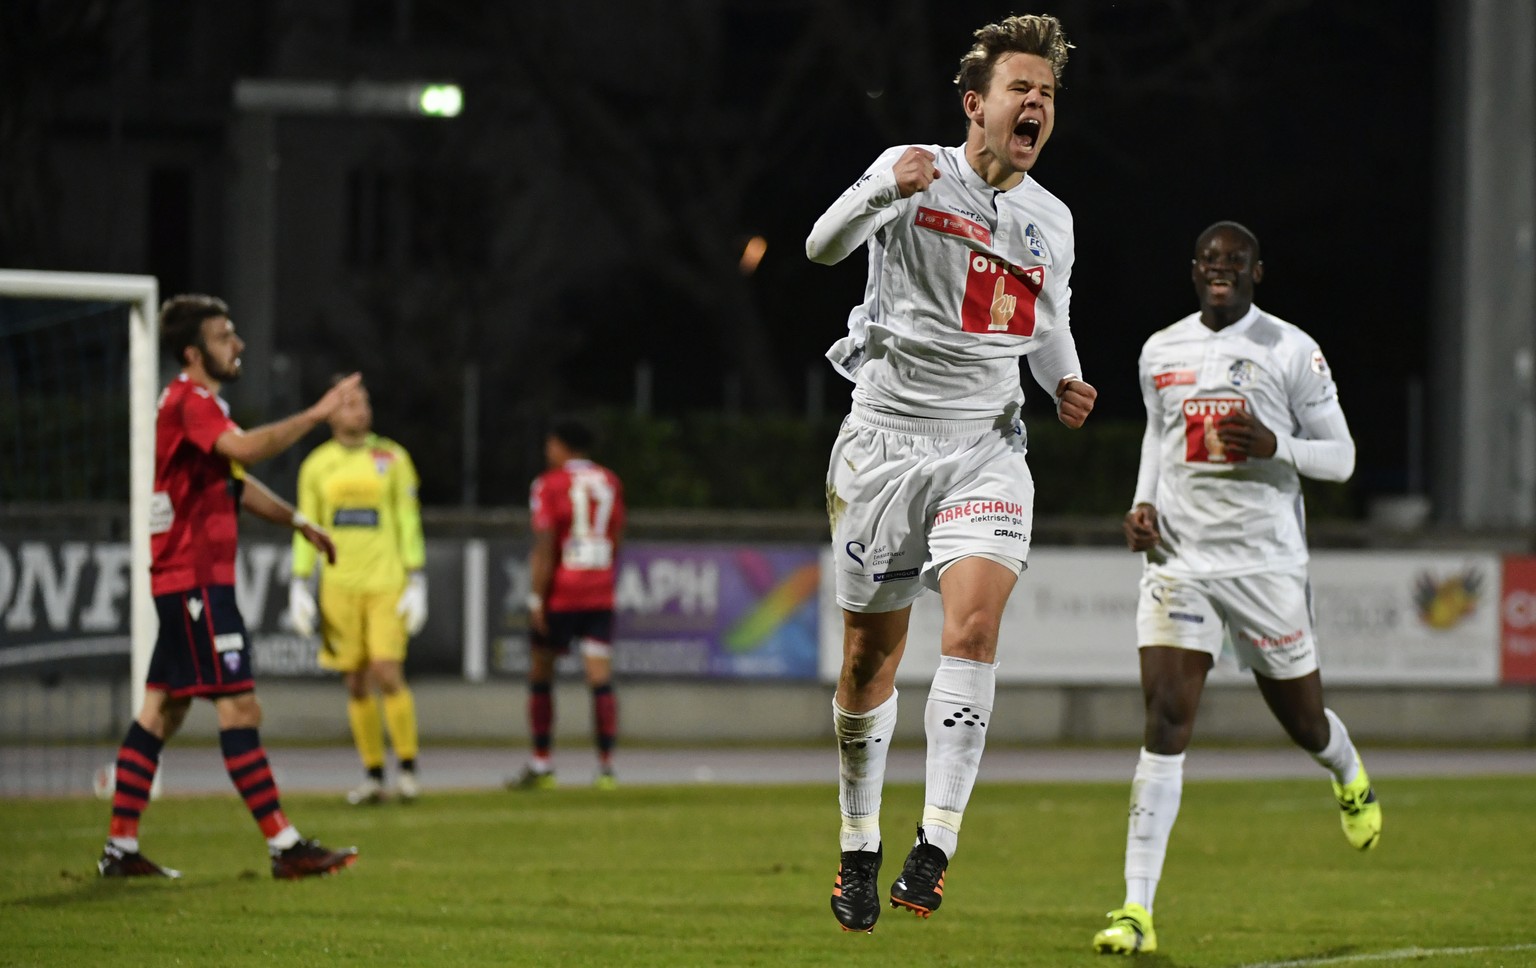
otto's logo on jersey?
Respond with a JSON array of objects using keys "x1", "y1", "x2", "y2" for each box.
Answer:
[
  {"x1": 1024, "y1": 222, "x2": 1047, "y2": 258},
  {"x1": 1183, "y1": 397, "x2": 1249, "y2": 464},
  {"x1": 961, "y1": 255, "x2": 1042, "y2": 336},
  {"x1": 1227, "y1": 359, "x2": 1259, "y2": 387}
]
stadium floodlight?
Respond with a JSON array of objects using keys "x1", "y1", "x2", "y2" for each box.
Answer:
[{"x1": 233, "y1": 78, "x2": 464, "y2": 118}]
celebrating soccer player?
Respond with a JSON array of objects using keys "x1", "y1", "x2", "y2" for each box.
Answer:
[
  {"x1": 806, "y1": 13, "x2": 1095, "y2": 932},
  {"x1": 289, "y1": 375, "x2": 427, "y2": 805},
  {"x1": 98, "y1": 294, "x2": 360, "y2": 880},
  {"x1": 1091, "y1": 222, "x2": 1381, "y2": 955}
]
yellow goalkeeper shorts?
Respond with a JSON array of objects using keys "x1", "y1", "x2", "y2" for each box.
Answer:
[{"x1": 317, "y1": 583, "x2": 408, "y2": 672}]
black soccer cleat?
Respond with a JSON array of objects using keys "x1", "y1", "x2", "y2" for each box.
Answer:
[
  {"x1": 270, "y1": 838, "x2": 359, "y2": 880},
  {"x1": 889, "y1": 826, "x2": 947, "y2": 918},
  {"x1": 831, "y1": 846, "x2": 882, "y2": 932},
  {"x1": 98, "y1": 842, "x2": 181, "y2": 879}
]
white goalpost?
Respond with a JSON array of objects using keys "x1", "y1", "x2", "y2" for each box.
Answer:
[{"x1": 0, "y1": 269, "x2": 159, "y2": 714}]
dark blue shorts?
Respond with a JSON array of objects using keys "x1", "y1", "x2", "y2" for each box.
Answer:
[
  {"x1": 532, "y1": 610, "x2": 614, "y2": 655},
  {"x1": 147, "y1": 585, "x2": 256, "y2": 698}
]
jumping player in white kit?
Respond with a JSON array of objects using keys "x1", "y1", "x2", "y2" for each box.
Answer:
[
  {"x1": 808, "y1": 13, "x2": 1097, "y2": 933},
  {"x1": 1091, "y1": 222, "x2": 1383, "y2": 955}
]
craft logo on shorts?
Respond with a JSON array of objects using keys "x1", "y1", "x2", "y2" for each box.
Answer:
[
  {"x1": 960, "y1": 255, "x2": 1043, "y2": 336},
  {"x1": 1182, "y1": 397, "x2": 1249, "y2": 463},
  {"x1": 1227, "y1": 358, "x2": 1259, "y2": 387}
]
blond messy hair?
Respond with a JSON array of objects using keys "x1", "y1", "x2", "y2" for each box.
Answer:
[{"x1": 954, "y1": 14, "x2": 1072, "y2": 94}]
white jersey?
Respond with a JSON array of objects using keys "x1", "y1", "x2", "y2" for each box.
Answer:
[
  {"x1": 806, "y1": 144, "x2": 1082, "y2": 420},
  {"x1": 1132, "y1": 304, "x2": 1355, "y2": 578}
]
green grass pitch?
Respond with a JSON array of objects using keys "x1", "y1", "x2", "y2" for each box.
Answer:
[{"x1": 4, "y1": 775, "x2": 1534, "y2": 967}]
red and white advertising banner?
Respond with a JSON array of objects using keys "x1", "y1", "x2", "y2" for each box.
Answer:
[
  {"x1": 819, "y1": 549, "x2": 1503, "y2": 686},
  {"x1": 1499, "y1": 555, "x2": 1536, "y2": 684}
]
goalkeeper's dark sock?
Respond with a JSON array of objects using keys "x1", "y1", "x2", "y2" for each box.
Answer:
[
  {"x1": 220, "y1": 727, "x2": 295, "y2": 844},
  {"x1": 108, "y1": 721, "x2": 163, "y2": 850}
]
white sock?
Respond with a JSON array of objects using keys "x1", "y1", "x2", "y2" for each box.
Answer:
[
  {"x1": 267, "y1": 825, "x2": 301, "y2": 851},
  {"x1": 1124, "y1": 748, "x2": 1184, "y2": 912},
  {"x1": 109, "y1": 836, "x2": 139, "y2": 853},
  {"x1": 920, "y1": 655, "x2": 996, "y2": 860},
  {"x1": 835, "y1": 692, "x2": 897, "y2": 853},
  {"x1": 1311, "y1": 708, "x2": 1360, "y2": 785}
]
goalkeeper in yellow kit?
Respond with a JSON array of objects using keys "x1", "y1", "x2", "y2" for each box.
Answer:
[{"x1": 288, "y1": 376, "x2": 427, "y2": 804}]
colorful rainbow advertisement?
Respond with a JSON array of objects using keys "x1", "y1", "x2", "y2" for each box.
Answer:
[{"x1": 489, "y1": 542, "x2": 821, "y2": 680}]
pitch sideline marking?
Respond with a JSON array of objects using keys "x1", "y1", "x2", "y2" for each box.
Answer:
[{"x1": 1239, "y1": 943, "x2": 1536, "y2": 967}]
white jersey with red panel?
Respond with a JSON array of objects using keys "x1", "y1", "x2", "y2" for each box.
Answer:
[
  {"x1": 530, "y1": 459, "x2": 626, "y2": 612},
  {"x1": 1132, "y1": 304, "x2": 1355, "y2": 578},
  {"x1": 807, "y1": 143, "x2": 1082, "y2": 420}
]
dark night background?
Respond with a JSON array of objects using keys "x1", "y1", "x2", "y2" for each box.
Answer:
[{"x1": 0, "y1": 0, "x2": 1434, "y2": 511}]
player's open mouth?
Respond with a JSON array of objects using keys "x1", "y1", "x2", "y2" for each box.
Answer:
[
  {"x1": 1013, "y1": 118, "x2": 1041, "y2": 150},
  {"x1": 1206, "y1": 279, "x2": 1233, "y2": 294}
]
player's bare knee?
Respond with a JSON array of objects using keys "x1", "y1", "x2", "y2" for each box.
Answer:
[
  {"x1": 215, "y1": 692, "x2": 262, "y2": 729},
  {"x1": 940, "y1": 610, "x2": 1001, "y2": 662},
  {"x1": 369, "y1": 661, "x2": 404, "y2": 694},
  {"x1": 344, "y1": 670, "x2": 370, "y2": 699}
]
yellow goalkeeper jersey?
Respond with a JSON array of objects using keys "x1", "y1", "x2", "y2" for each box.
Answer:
[{"x1": 293, "y1": 433, "x2": 425, "y2": 592}]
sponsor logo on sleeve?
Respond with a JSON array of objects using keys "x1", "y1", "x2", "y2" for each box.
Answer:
[{"x1": 1310, "y1": 349, "x2": 1331, "y2": 376}]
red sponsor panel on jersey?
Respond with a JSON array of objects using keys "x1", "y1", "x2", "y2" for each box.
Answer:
[
  {"x1": 1182, "y1": 397, "x2": 1249, "y2": 463},
  {"x1": 960, "y1": 253, "x2": 1042, "y2": 336},
  {"x1": 913, "y1": 207, "x2": 992, "y2": 246},
  {"x1": 531, "y1": 460, "x2": 627, "y2": 612},
  {"x1": 150, "y1": 376, "x2": 242, "y2": 595},
  {"x1": 1500, "y1": 555, "x2": 1536, "y2": 683},
  {"x1": 1154, "y1": 370, "x2": 1196, "y2": 389}
]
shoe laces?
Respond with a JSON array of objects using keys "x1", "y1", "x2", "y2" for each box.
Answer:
[
  {"x1": 838, "y1": 853, "x2": 880, "y2": 899},
  {"x1": 902, "y1": 826, "x2": 946, "y2": 885}
]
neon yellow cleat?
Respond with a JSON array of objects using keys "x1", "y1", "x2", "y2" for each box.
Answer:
[
  {"x1": 1093, "y1": 903, "x2": 1156, "y2": 955},
  {"x1": 593, "y1": 768, "x2": 617, "y2": 791},
  {"x1": 508, "y1": 766, "x2": 557, "y2": 791},
  {"x1": 1332, "y1": 755, "x2": 1381, "y2": 851}
]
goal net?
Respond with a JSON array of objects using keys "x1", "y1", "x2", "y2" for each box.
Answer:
[{"x1": 0, "y1": 270, "x2": 158, "y2": 797}]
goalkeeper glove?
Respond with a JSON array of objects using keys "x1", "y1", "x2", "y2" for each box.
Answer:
[
  {"x1": 397, "y1": 572, "x2": 428, "y2": 636},
  {"x1": 288, "y1": 577, "x2": 317, "y2": 638}
]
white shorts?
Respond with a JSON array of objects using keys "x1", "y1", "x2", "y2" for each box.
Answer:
[
  {"x1": 827, "y1": 404, "x2": 1033, "y2": 613},
  {"x1": 1135, "y1": 567, "x2": 1318, "y2": 679}
]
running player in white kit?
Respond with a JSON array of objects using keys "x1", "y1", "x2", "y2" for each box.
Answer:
[
  {"x1": 1092, "y1": 222, "x2": 1383, "y2": 955},
  {"x1": 808, "y1": 13, "x2": 1097, "y2": 933}
]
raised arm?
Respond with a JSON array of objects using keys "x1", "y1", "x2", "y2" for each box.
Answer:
[
  {"x1": 214, "y1": 373, "x2": 362, "y2": 467},
  {"x1": 805, "y1": 146, "x2": 925, "y2": 265}
]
